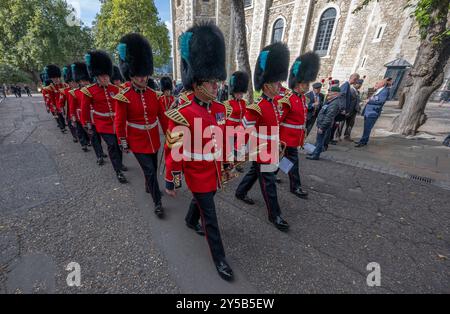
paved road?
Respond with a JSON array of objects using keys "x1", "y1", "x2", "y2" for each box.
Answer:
[{"x1": 0, "y1": 95, "x2": 449, "y2": 293}]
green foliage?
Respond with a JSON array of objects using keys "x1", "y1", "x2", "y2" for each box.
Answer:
[
  {"x1": 93, "y1": 0, "x2": 171, "y2": 68},
  {"x1": 0, "y1": 0, "x2": 93, "y2": 80},
  {"x1": 0, "y1": 64, "x2": 32, "y2": 84}
]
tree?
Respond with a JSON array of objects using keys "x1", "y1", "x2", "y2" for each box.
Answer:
[
  {"x1": 0, "y1": 0, "x2": 93, "y2": 84},
  {"x1": 93, "y1": 0, "x2": 170, "y2": 68},
  {"x1": 0, "y1": 64, "x2": 32, "y2": 84},
  {"x1": 231, "y1": 0, "x2": 254, "y2": 104},
  {"x1": 354, "y1": 0, "x2": 450, "y2": 136}
]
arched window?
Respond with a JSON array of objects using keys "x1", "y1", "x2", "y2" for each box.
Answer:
[
  {"x1": 314, "y1": 8, "x2": 337, "y2": 56},
  {"x1": 271, "y1": 18, "x2": 284, "y2": 43}
]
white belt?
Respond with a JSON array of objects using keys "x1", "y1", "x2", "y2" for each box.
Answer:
[
  {"x1": 127, "y1": 120, "x2": 159, "y2": 130},
  {"x1": 94, "y1": 110, "x2": 115, "y2": 117},
  {"x1": 183, "y1": 150, "x2": 222, "y2": 161},
  {"x1": 251, "y1": 131, "x2": 279, "y2": 141},
  {"x1": 280, "y1": 122, "x2": 304, "y2": 130},
  {"x1": 76, "y1": 108, "x2": 81, "y2": 119},
  {"x1": 227, "y1": 117, "x2": 241, "y2": 123}
]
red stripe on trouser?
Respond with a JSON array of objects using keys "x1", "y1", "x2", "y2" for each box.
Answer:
[
  {"x1": 194, "y1": 194, "x2": 214, "y2": 262},
  {"x1": 260, "y1": 170, "x2": 273, "y2": 219}
]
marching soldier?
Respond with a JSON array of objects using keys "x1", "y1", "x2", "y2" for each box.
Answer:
[
  {"x1": 69, "y1": 62, "x2": 93, "y2": 152},
  {"x1": 164, "y1": 23, "x2": 233, "y2": 281},
  {"x1": 59, "y1": 65, "x2": 79, "y2": 143},
  {"x1": 40, "y1": 72, "x2": 52, "y2": 113},
  {"x1": 114, "y1": 33, "x2": 167, "y2": 216},
  {"x1": 224, "y1": 71, "x2": 249, "y2": 173},
  {"x1": 81, "y1": 50, "x2": 128, "y2": 183},
  {"x1": 158, "y1": 76, "x2": 174, "y2": 134},
  {"x1": 44, "y1": 65, "x2": 68, "y2": 133},
  {"x1": 235, "y1": 42, "x2": 291, "y2": 232},
  {"x1": 111, "y1": 65, "x2": 124, "y2": 87},
  {"x1": 275, "y1": 52, "x2": 320, "y2": 199}
]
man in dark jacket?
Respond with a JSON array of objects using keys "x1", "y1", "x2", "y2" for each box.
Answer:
[
  {"x1": 307, "y1": 84, "x2": 343, "y2": 160},
  {"x1": 342, "y1": 78, "x2": 364, "y2": 140},
  {"x1": 305, "y1": 82, "x2": 325, "y2": 135}
]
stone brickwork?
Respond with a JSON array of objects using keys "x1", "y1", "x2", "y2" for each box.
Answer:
[{"x1": 171, "y1": 0, "x2": 445, "y2": 93}]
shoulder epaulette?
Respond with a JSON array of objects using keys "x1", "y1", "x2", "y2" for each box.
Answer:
[
  {"x1": 59, "y1": 88, "x2": 67, "y2": 93},
  {"x1": 165, "y1": 102, "x2": 191, "y2": 126},
  {"x1": 247, "y1": 101, "x2": 263, "y2": 116},
  {"x1": 180, "y1": 92, "x2": 192, "y2": 103},
  {"x1": 222, "y1": 100, "x2": 233, "y2": 119},
  {"x1": 69, "y1": 89, "x2": 76, "y2": 97},
  {"x1": 113, "y1": 88, "x2": 130, "y2": 103},
  {"x1": 80, "y1": 86, "x2": 92, "y2": 98},
  {"x1": 278, "y1": 94, "x2": 292, "y2": 108}
]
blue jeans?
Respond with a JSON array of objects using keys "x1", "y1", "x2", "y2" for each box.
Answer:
[
  {"x1": 359, "y1": 116, "x2": 378, "y2": 145},
  {"x1": 311, "y1": 127, "x2": 331, "y2": 158}
]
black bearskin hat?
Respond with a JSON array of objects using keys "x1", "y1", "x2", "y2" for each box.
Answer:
[
  {"x1": 288, "y1": 52, "x2": 320, "y2": 89},
  {"x1": 85, "y1": 50, "x2": 113, "y2": 78},
  {"x1": 117, "y1": 33, "x2": 153, "y2": 80},
  {"x1": 178, "y1": 22, "x2": 226, "y2": 90},
  {"x1": 229, "y1": 71, "x2": 249, "y2": 94},
  {"x1": 147, "y1": 78, "x2": 157, "y2": 90},
  {"x1": 39, "y1": 72, "x2": 46, "y2": 83},
  {"x1": 160, "y1": 76, "x2": 173, "y2": 92},
  {"x1": 254, "y1": 42, "x2": 289, "y2": 91},
  {"x1": 45, "y1": 64, "x2": 61, "y2": 79},
  {"x1": 111, "y1": 65, "x2": 123, "y2": 83},
  {"x1": 71, "y1": 62, "x2": 90, "y2": 83},
  {"x1": 63, "y1": 65, "x2": 73, "y2": 83}
]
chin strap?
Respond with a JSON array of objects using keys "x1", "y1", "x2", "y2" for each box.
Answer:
[{"x1": 195, "y1": 85, "x2": 216, "y2": 102}]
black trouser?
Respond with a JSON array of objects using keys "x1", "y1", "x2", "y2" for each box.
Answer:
[
  {"x1": 285, "y1": 146, "x2": 302, "y2": 191},
  {"x1": 76, "y1": 121, "x2": 89, "y2": 147},
  {"x1": 186, "y1": 191, "x2": 226, "y2": 264},
  {"x1": 67, "y1": 117, "x2": 78, "y2": 140},
  {"x1": 56, "y1": 113, "x2": 66, "y2": 130},
  {"x1": 134, "y1": 152, "x2": 161, "y2": 206},
  {"x1": 236, "y1": 162, "x2": 281, "y2": 220},
  {"x1": 99, "y1": 133, "x2": 123, "y2": 173},
  {"x1": 90, "y1": 125, "x2": 104, "y2": 159},
  {"x1": 343, "y1": 113, "x2": 357, "y2": 138},
  {"x1": 306, "y1": 116, "x2": 317, "y2": 136}
]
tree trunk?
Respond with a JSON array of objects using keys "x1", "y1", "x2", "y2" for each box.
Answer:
[
  {"x1": 231, "y1": 0, "x2": 253, "y2": 104},
  {"x1": 391, "y1": 1, "x2": 450, "y2": 135}
]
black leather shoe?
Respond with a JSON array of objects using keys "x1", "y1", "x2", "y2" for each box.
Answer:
[
  {"x1": 116, "y1": 171, "x2": 128, "y2": 184},
  {"x1": 215, "y1": 260, "x2": 233, "y2": 281},
  {"x1": 61, "y1": 128, "x2": 67, "y2": 134},
  {"x1": 291, "y1": 188, "x2": 308, "y2": 199},
  {"x1": 82, "y1": 146, "x2": 89, "y2": 152},
  {"x1": 355, "y1": 142, "x2": 366, "y2": 148},
  {"x1": 154, "y1": 203, "x2": 164, "y2": 218},
  {"x1": 87, "y1": 142, "x2": 92, "y2": 147},
  {"x1": 101, "y1": 153, "x2": 108, "y2": 158},
  {"x1": 97, "y1": 157, "x2": 105, "y2": 166},
  {"x1": 269, "y1": 216, "x2": 289, "y2": 231},
  {"x1": 186, "y1": 222, "x2": 205, "y2": 236},
  {"x1": 275, "y1": 177, "x2": 282, "y2": 184},
  {"x1": 121, "y1": 165, "x2": 128, "y2": 172},
  {"x1": 72, "y1": 138, "x2": 78, "y2": 143},
  {"x1": 235, "y1": 194, "x2": 255, "y2": 205},
  {"x1": 306, "y1": 155, "x2": 319, "y2": 160}
]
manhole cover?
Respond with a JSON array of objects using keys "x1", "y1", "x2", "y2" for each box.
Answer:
[{"x1": 409, "y1": 174, "x2": 433, "y2": 184}]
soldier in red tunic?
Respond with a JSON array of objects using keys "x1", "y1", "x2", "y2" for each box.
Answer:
[
  {"x1": 275, "y1": 52, "x2": 320, "y2": 199},
  {"x1": 81, "y1": 50, "x2": 128, "y2": 183},
  {"x1": 59, "y1": 65, "x2": 79, "y2": 143},
  {"x1": 235, "y1": 42, "x2": 291, "y2": 232},
  {"x1": 224, "y1": 71, "x2": 249, "y2": 173},
  {"x1": 44, "y1": 65, "x2": 68, "y2": 133},
  {"x1": 69, "y1": 62, "x2": 93, "y2": 152},
  {"x1": 114, "y1": 33, "x2": 167, "y2": 216},
  {"x1": 158, "y1": 76, "x2": 174, "y2": 134},
  {"x1": 164, "y1": 23, "x2": 233, "y2": 281}
]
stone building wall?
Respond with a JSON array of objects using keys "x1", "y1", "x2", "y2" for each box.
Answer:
[{"x1": 171, "y1": 0, "x2": 428, "y2": 93}]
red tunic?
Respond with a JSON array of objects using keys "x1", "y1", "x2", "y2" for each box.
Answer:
[
  {"x1": 275, "y1": 90, "x2": 307, "y2": 147},
  {"x1": 165, "y1": 98, "x2": 227, "y2": 193},
  {"x1": 158, "y1": 94, "x2": 175, "y2": 134},
  {"x1": 224, "y1": 98, "x2": 247, "y2": 127},
  {"x1": 114, "y1": 87, "x2": 166, "y2": 154},
  {"x1": 67, "y1": 89, "x2": 79, "y2": 122},
  {"x1": 80, "y1": 83, "x2": 120, "y2": 134},
  {"x1": 68, "y1": 88, "x2": 85, "y2": 122},
  {"x1": 42, "y1": 87, "x2": 52, "y2": 112},
  {"x1": 241, "y1": 95, "x2": 280, "y2": 164}
]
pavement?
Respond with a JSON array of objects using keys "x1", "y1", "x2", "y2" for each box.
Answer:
[{"x1": 0, "y1": 95, "x2": 449, "y2": 294}]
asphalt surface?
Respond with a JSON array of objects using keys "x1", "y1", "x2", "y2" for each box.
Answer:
[{"x1": 0, "y1": 95, "x2": 449, "y2": 293}]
